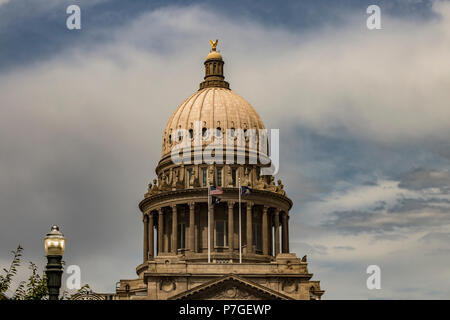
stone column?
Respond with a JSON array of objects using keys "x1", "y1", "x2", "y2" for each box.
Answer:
[
  {"x1": 171, "y1": 205, "x2": 177, "y2": 254},
  {"x1": 189, "y1": 202, "x2": 195, "y2": 253},
  {"x1": 246, "y1": 202, "x2": 253, "y2": 253},
  {"x1": 158, "y1": 209, "x2": 163, "y2": 255},
  {"x1": 274, "y1": 209, "x2": 280, "y2": 255},
  {"x1": 228, "y1": 202, "x2": 235, "y2": 253},
  {"x1": 282, "y1": 211, "x2": 288, "y2": 253},
  {"x1": 143, "y1": 214, "x2": 149, "y2": 262},
  {"x1": 262, "y1": 206, "x2": 269, "y2": 256},
  {"x1": 164, "y1": 209, "x2": 169, "y2": 253},
  {"x1": 269, "y1": 215, "x2": 273, "y2": 256},
  {"x1": 194, "y1": 206, "x2": 199, "y2": 253},
  {"x1": 287, "y1": 214, "x2": 290, "y2": 253},
  {"x1": 210, "y1": 204, "x2": 215, "y2": 253},
  {"x1": 149, "y1": 213, "x2": 154, "y2": 258}
]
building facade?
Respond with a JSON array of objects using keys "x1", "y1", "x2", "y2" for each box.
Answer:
[{"x1": 115, "y1": 41, "x2": 324, "y2": 300}]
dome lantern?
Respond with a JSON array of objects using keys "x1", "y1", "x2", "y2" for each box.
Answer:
[{"x1": 199, "y1": 39, "x2": 230, "y2": 90}]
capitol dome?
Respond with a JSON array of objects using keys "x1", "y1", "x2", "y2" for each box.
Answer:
[{"x1": 162, "y1": 87, "x2": 265, "y2": 157}]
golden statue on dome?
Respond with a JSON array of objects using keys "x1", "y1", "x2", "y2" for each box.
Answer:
[{"x1": 209, "y1": 39, "x2": 218, "y2": 51}]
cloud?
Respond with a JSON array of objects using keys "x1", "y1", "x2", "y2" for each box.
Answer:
[
  {"x1": 241, "y1": 1, "x2": 450, "y2": 145},
  {"x1": 314, "y1": 170, "x2": 450, "y2": 234},
  {"x1": 292, "y1": 166, "x2": 450, "y2": 298},
  {"x1": 399, "y1": 167, "x2": 450, "y2": 191}
]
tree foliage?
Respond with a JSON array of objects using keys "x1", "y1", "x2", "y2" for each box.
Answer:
[{"x1": 0, "y1": 245, "x2": 48, "y2": 300}]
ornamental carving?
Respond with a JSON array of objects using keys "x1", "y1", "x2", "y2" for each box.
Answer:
[
  {"x1": 160, "y1": 279, "x2": 176, "y2": 292},
  {"x1": 282, "y1": 280, "x2": 298, "y2": 293},
  {"x1": 212, "y1": 286, "x2": 259, "y2": 300}
]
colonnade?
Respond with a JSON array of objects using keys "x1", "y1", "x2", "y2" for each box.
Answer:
[{"x1": 142, "y1": 201, "x2": 290, "y2": 262}]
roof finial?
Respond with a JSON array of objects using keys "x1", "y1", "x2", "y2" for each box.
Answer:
[{"x1": 209, "y1": 39, "x2": 218, "y2": 51}]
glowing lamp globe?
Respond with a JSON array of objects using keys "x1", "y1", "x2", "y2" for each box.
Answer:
[{"x1": 44, "y1": 225, "x2": 66, "y2": 256}]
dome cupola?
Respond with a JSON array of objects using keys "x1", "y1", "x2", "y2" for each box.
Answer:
[{"x1": 199, "y1": 39, "x2": 229, "y2": 90}]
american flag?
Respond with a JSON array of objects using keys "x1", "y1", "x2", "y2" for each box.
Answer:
[{"x1": 210, "y1": 186, "x2": 223, "y2": 195}]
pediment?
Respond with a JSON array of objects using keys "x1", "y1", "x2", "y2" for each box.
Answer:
[{"x1": 169, "y1": 275, "x2": 292, "y2": 300}]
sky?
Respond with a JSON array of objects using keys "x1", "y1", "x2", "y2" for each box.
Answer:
[{"x1": 1, "y1": 0, "x2": 449, "y2": 299}]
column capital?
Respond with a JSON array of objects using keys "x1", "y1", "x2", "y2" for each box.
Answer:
[
  {"x1": 263, "y1": 206, "x2": 269, "y2": 213},
  {"x1": 274, "y1": 208, "x2": 280, "y2": 215},
  {"x1": 246, "y1": 201, "x2": 254, "y2": 207},
  {"x1": 227, "y1": 201, "x2": 235, "y2": 208},
  {"x1": 188, "y1": 201, "x2": 195, "y2": 208},
  {"x1": 143, "y1": 214, "x2": 149, "y2": 222}
]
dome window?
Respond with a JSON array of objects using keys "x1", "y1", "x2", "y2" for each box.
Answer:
[
  {"x1": 189, "y1": 129, "x2": 194, "y2": 139},
  {"x1": 216, "y1": 127, "x2": 222, "y2": 137},
  {"x1": 202, "y1": 127, "x2": 208, "y2": 138},
  {"x1": 230, "y1": 128, "x2": 235, "y2": 137}
]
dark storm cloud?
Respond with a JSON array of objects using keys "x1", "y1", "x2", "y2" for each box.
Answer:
[
  {"x1": 277, "y1": 125, "x2": 449, "y2": 208},
  {"x1": 420, "y1": 231, "x2": 450, "y2": 244},
  {"x1": 398, "y1": 167, "x2": 450, "y2": 191},
  {"x1": 322, "y1": 194, "x2": 450, "y2": 235},
  {"x1": 0, "y1": 0, "x2": 437, "y2": 71}
]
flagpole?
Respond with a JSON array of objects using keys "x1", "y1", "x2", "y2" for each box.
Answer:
[
  {"x1": 207, "y1": 173, "x2": 211, "y2": 264},
  {"x1": 238, "y1": 177, "x2": 242, "y2": 264}
]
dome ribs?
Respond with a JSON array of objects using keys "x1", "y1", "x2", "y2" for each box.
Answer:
[
  {"x1": 161, "y1": 88, "x2": 265, "y2": 158},
  {"x1": 183, "y1": 89, "x2": 204, "y2": 133}
]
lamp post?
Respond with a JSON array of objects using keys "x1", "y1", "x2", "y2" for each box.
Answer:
[{"x1": 44, "y1": 225, "x2": 66, "y2": 300}]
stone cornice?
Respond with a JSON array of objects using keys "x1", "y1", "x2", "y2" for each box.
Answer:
[{"x1": 139, "y1": 187, "x2": 293, "y2": 213}]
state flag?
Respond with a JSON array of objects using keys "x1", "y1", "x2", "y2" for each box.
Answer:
[
  {"x1": 210, "y1": 186, "x2": 223, "y2": 195},
  {"x1": 211, "y1": 196, "x2": 221, "y2": 205},
  {"x1": 241, "y1": 186, "x2": 252, "y2": 196}
]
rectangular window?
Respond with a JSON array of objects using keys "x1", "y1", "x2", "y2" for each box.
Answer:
[
  {"x1": 217, "y1": 167, "x2": 222, "y2": 186},
  {"x1": 215, "y1": 220, "x2": 228, "y2": 247},
  {"x1": 202, "y1": 168, "x2": 207, "y2": 187},
  {"x1": 177, "y1": 223, "x2": 186, "y2": 249},
  {"x1": 232, "y1": 168, "x2": 237, "y2": 187},
  {"x1": 252, "y1": 223, "x2": 262, "y2": 252}
]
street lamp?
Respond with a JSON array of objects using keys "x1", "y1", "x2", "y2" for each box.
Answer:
[{"x1": 44, "y1": 225, "x2": 65, "y2": 300}]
